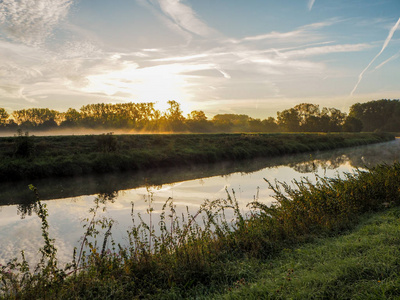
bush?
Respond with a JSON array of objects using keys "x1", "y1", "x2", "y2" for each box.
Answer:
[
  {"x1": 96, "y1": 132, "x2": 118, "y2": 153},
  {"x1": 14, "y1": 129, "x2": 34, "y2": 158}
]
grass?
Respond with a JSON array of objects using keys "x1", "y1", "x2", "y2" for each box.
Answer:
[
  {"x1": 214, "y1": 207, "x2": 400, "y2": 299},
  {"x1": 1, "y1": 162, "x2": 400, "y2": 298},
  {"x1": 0, "y1": 132, "x2": 394, "y2": 182}
]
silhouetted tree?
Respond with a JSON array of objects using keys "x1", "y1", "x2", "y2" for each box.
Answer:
[
  {"x1": 343, "y1": 116, "x2": 363, "y2": 132},
  {"x1": 165, "y1": 100, "x2": 185, "y2": 131},
  {"x1": 0, "y1": 108, "x2": 9, "y2": 127},
  {"x1": 277, "y1": 108, "x2": 301, "y2": 132},
  {"x1": 349, "y1": 99, "x2": 400, "y2": 132}
]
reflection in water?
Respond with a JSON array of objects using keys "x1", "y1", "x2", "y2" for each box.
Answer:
[
  {"x1": 2, "y1": 139, "x2": 400, "y2": 207},
  {"x1": 17, "y1": 200, "x2": 37, "y2": 219},
  {"x1": 1, "y1": 139, "x2": 399, "y2": 266}
]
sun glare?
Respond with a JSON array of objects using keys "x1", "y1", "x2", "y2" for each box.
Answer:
[
  {"x1": 81, "y1": 61, "x2": 201, "y2": 114},
  {"x1": 82, "y1": 63, "x2": 186, "y2": 101}
]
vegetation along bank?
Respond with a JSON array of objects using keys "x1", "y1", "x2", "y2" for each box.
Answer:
[
  {"x1": 1, "y1": 162, "x2": 400, "y2": 298},
  {"x1": 0, "y1": 132, "x2": 394, "y2": 182}
]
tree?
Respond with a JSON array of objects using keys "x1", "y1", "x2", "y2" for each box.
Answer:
[
  {"x1": 277, "y1": 108, "x2": 300, "y2": 132},
  {"x1": 320, "y1": 107, "x2": 346, "y2": 132},
  {"x1": 188, "y1": 110, "x2": 207, "y2": 122},
  {"x1": 186, "y1": 110, "x2": 211, "y2": 132},
  {"x1": 0, "y1": 108, "x2": 9, "y2": 127},
  {"x1": 12, "y1": 108, "x2": 59, "y2": 127},
  {"x1": 165, "y1": 100, "x2": 185, "y2": 131},
  {"x1": 212, "y1": 114, "x2": 250, "y2": 132},
  {"x1": 349, "y1": 99, "x2": 400, "y2": 132},
  {"x1": 343, "y1": 116, "x2": 363, "y2": 132},
  {"x1": 60, "y1": 108, "x2": 81, "y2": 127},
  {"x1": 277, "y1": 103, "x2": 346, "y2": 132},
  {"x1": 262, "y1": 117, "x2": 279, "y2": 132}
]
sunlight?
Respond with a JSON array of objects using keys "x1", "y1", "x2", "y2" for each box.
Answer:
[{"x1": 80, "y1": 61, "x2": 207, "y2": 114}]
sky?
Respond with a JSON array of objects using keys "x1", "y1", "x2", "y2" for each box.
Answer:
[{"x1": 0, "y1": 0, "x2": 399, "y2": 118}]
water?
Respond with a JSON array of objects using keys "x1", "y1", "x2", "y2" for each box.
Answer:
[{"x1": 1, "y1": 139, "x2": 399, "y2": 266}]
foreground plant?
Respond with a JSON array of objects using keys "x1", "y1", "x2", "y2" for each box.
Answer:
[
  {"x1": 1, "y1": 163, "x2": 400, "y2": 299},
  {"x1": 0, "y1": 185, "x2": 67, "y2": 298}
]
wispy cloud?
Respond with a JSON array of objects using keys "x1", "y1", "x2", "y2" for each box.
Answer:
[
  {"x1": 351, "y1": 17, "x2": 400, "y2": 95},
  {"x1": 283, "y1": 43, "x2": 370, "y2": 58},
  {"x1": 0, "y1": 0, "x2": 73, "y2": 46},
  {"x1": 308, "y1": 0, "x2": 316, "y2": 11},
  {"x1": 240, "y1": 20, "x2": 336, "y2": 43},
  {"x1": 243, "y1": 30, "x2": 303, "y2": 42},
  {"x1": 141, "y1": 0, "x2": 217, "y2": 38}
]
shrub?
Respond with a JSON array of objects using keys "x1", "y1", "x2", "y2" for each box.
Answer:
[{"x1": 13, "y1": 129, "x2": 34, "y2": 158}]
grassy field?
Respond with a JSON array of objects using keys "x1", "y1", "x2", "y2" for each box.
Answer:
[
  {"x1": 213, "y1": 207, "x2": 400, "y2": 299},
  {"x1": 0, "y1": 132, "x2": 394, "y2": 182},
  {"x1": 1, "y1": 162, "x2": 400, "y2": 299}
]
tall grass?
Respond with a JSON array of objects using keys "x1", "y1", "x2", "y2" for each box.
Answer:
[{"x1": 1, "y1": 163, "x2": 400, "y2": 299}]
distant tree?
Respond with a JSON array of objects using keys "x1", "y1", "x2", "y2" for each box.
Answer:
[
  {"x1": 277, "y1": 103, "x2": 346, "y2": 132},
  {"x1": 320, "y1": 107, "x2": 346, "y2": 132},
  {"x1": 186, "y1": 110, "x2": 211, "y2": 132},
  {"x1": 262, "y1": 117, "x2": 280, "y2": 132},
  {"x1": 0, "y1": 108, "x2": 9, "y2": 127},
  {"x1": 349, "y1": 99, "x2": 400, "y2": 132},
  {"x1": 12, "y1": 108, "x2": 59, "y2": 127},
  {"x1": 277, "y1": 108, "x2": 301, "y2": 132},
  {"x1": 60, "y1": 108, "x2": 81, "y2": 127},
  {"x1": 343, "y1": 116, "x2": 363, "y2": 132},
  {"x1": 5, "y1": 119, "x2": 18, "y2": 130},
  {"x1": 248, "y1": 119, "x2": 264, "y2": 132},
  {"x1": 188, "y1": 110, "x2": 207, "y2": 122},
  {"x1": 294, "y1": 103, "x2": 320, "y2": 129},
  {"x1": 39, "y1": 119, "x2": 58, "y2": 130},
  {"x1": 212, "y1": 114, "x2": 250, "y2": 132},
  {"x1": 165, "y1": 100, "x2": 185, "y2": 131}
]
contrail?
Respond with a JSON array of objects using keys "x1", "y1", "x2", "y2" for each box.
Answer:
[
  {"x1": 351, "y1": 17, "x2": 400, "y2": 96},
  {"x1": 375, "y1": 50, "x2": 400, "y2": 70},
  {"x1": 308, "y1": 0, "x2": 316, "y2": 11}
]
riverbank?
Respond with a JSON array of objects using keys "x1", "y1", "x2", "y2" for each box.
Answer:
[
  {"x1": 1, "y1": 163, "x2": 400, "y2": 299},
  {"x1": 214, "y1": 206, "x2": 400, "y2": 299},
  {"x1": 0, "y1": 132, "x2": 394, "y2": 182}
]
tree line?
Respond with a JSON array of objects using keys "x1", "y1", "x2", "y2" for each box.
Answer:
[{"x1": 0, "y1": 99, "x2": 399, "y2": 133}]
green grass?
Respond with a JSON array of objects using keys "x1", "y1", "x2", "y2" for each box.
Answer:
[
  {"x1": 2, "y1": 162, "x2": 400, "y2": 299},
  {"x1": 213, "y1": 207, "x2": 400, "y2": 299},
  {"x1": 0, "y1": 132, "x2": 394, "y2": 181}
]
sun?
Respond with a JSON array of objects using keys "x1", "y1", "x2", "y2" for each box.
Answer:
[{"x1": 80, "y1": 61, "x2": 194, "y2": 114}]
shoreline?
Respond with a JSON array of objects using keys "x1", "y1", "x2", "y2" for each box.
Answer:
[{"x1": 0, "y1": 132, "x2": 394, "y2": 183}]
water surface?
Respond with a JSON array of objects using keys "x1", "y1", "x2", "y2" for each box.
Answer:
[{"x1": 1, "y1": 139, "x2": 399, "y2": 266}]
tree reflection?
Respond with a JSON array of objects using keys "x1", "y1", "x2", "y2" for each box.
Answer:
[{"x1": 17, "y1": 200, "x2": 38, "y2": 219}]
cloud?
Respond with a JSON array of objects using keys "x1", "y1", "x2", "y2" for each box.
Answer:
[
  {"x1": 308, "y1": 0, "x2": 316, "y2": 11},
  {"x1": 241, "y1": 20, "x2": 335, "y2": 43},
  {"x1": 142, "y1": 0, "x2": 217, "y2": 38},
  {"x1": 283, "y1": 43, "x2": 370, "y2": 58},
  {"x1": 243, "y1": 30, "x2": 303, "y2": 42},
  {"x1": 351, "y1": 17, "x2": 400, "y2": 95},
  {"x1": 0, "y1": 0, "x2": 73, "y2": 46}
]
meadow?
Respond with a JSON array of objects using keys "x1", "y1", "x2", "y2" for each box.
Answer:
[{"x1": 0, "y1": 132, "x2": 394, "y2": 182}]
